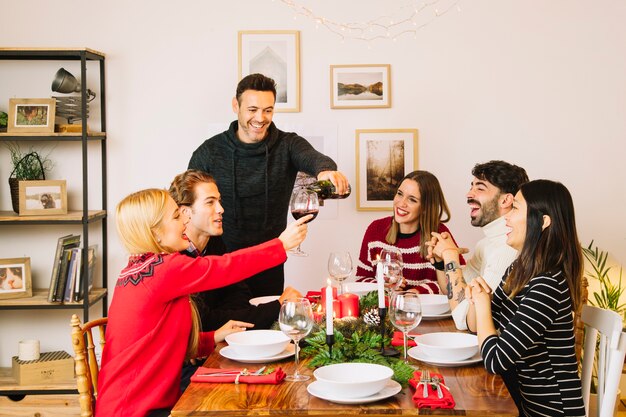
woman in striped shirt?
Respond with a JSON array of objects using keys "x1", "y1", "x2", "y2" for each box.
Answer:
[{"x1": 467, "y1": 180, "x2": 585, "y2": 417}]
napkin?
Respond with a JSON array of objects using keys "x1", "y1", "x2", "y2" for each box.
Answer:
[
  {"x1": 305, "y1": 290, "x2": 321, "y2": 304},
  {"x1": 409, "y1": 371, "x2": 455, "y2": 409},
  {"x1": 391, "y1": 331, "x2": 417, "y2": 347},
  {"x1": 190, "y1": 367, "x2": 286, "y2": 384}
]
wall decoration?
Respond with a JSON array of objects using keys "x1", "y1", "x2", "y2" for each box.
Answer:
[
  {"x1": 238, "y1": 30, "x2": 300, "y2": 113},
  {"x1": 0, "y1": 258, "x2": 32, "y2": 300},
  {"x1": 355, "y1": 129, "x2": 418, "y2": 211},
  {"x1": 18, "y1": 180, "x2": 68, "y2": 216},
  {"x1": 330, "y1": 64, "x2": 391, "y2": 109},
  {"x1": 7, "y1": 98, "x2": 56, "y2": 133}
]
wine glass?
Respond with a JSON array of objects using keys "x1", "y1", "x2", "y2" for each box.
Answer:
[
  {"x1": 328, "y1": 252, "x2": 353, "y2": 295},
  {"x1": 379, "y1": 248, "x2": 404, "y2": 292},
  {"x1": 289, "y1": 188, "x2": 320, "y2": 256},
  {"x1": 278, "y1": 297, "x2": 314, "y2": 381},
  {"x1": 389, "y1": 291, "x2": 422, "y2": 363}
]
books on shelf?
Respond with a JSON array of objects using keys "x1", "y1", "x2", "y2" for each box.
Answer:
[
  {"x1": 74, "y1": 245, "x2": 97, "y2": 302},
  {"x1": 47, "y1": 234, "x2": 80, "y2": 302},
  {"x1": 47, "y1": 235, "x2": 98, "y2": 303}
]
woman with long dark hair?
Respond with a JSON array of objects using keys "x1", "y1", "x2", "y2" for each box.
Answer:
[{"x1": 468, "y1": 179, "x2": 585, "y2": 417}]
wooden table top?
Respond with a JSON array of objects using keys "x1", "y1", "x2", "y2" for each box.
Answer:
[{"x1": 171, "y1": 318, "x2": 516, "y2": 416}]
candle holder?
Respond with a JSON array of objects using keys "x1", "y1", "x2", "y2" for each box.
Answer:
[
  {"x1": 379, "y1": 307, "x2": 400, "y2": 357},
  {"x1": 326, "y1": 333, "x2": 335, "y2": 358}
]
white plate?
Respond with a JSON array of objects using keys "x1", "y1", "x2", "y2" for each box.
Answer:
[
  {"x1": 407, "y1": 346, "x2": 482, "y2": 367},
  {"x1": 219, "y1": 343, "x2": 295, "y2": 363},
  {"x1": 422, "y1": 310, "x2": 452, "y2": 320},
  {"x1": 249, "y1": 295, "x2": 280, "y2": 306},
  {"x1": 307, "y1": 379, "x2": 402, "y2": 404},
  {"x1": 342, "y1": 282, "x2": 378, "y2": 297}
]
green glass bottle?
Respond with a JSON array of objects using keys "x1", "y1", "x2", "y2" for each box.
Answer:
[{"x1": 307, "y1": 180, "x2": 351, "y2": 200}]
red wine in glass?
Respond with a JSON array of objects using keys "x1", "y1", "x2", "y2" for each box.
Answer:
[
  {"x1": 291, "y1": 209, "x2": 319, "y2": 223},
  {"x1": 289, "y1": 188, "x2": 319, "y2": 256}
]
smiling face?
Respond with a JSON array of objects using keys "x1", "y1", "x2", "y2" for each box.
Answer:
[
  {"x1": 185, "y1": 182, "x2": 224, "y2": 239},
  {"x1": 232, "y1": 90, "x2": 275, "y2": 144},
  {"x1": 393, "y1": 179, "x2": 421, "y2": 233},
  {"x1": 504, "y1": 191, "x2": 527, "y2": 251},
  {"x1": 466, "y1": 177, "x2": 503, "y2": 227},
  {"x1": 155, "y1": 196, "x2": 189, "y2": 253}
]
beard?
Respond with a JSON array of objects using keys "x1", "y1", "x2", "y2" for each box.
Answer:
[{"x1": 469, "y1": 196, "x2": 500, "y2": 227}]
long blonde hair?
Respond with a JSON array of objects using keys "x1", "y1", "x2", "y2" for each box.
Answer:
[{"x1": 115, "y1": 188, "x2": 201, "y2": 359}]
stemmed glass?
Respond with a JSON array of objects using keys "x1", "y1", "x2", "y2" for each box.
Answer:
[
  {"x1": 289, "y1": 188, "x2": 320, "y2": 256},
  {"x1": 278, "y1": 297, "x2": 314, "y2": 381},
  {"x1": 379, "y1": 248, "x2": 404, "y2": 292},
  {"x1": 389, "y1": 291, "x2": 422, "y2": 363},
  {"x1": 328, "y1": 252, "x2": 353, "y2": 295}
]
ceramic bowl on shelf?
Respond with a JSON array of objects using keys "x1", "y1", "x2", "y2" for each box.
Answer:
[
  {"x1": 419, "y1": 294, "x2": 450, "y2": 316},
  {"x1": 313, "y1": 363, "x2": 393, "y2": 398},
  {"x1": 225, "y1": 330, "x2": 290, "y2": 358},
  {"x1": 414, "y1": 332, "x2": 479, "y2": 361}
]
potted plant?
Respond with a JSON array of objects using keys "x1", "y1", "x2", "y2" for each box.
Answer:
[
  {"x1": 6, "y1": 143, "x2": 54, "y2": 213},
  {"x1": 0, "y1": 111, "x2": 7, "y2": 132}
]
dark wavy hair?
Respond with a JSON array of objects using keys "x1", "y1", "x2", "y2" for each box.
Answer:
[
  {"x1": 169, "y1": 170, "x2": 216, "y2": 207},
  {"x1": 504, "y1": 180, "x2": 582, "y2": 308},
  {"x1": 236, "y1": 73, "x2": 277, "y2": 104},
  {"x1": 472, "y1": 160, "x2": 529, "y2": 195}
]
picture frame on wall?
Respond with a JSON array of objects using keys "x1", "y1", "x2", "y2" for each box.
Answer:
[
  {"x1": 0, "y1": 257, "x2": 32, "y2": 300},
  {"x1": 238, "y1": 30, "x2": 301, "y2": 112},
  {"x1": 7, "y1": 98, "x2": 56, "y2": 133},
  {"x1": 18, "y1": 180, "x2": 68, "y2": 216},
  {"x1": 355, "y1": 129, "x2": 418, "y2": 211},
  {"x1": 330, "y1": 64, "x2": 391, "y2": 109}
]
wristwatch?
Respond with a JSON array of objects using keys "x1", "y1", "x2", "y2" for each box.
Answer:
[{"x1": 445, "y1": 261, "x2": 460, "y2": 272}]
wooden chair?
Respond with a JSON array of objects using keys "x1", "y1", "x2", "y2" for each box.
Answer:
[
  {"x1": 70, "y1": 314, "x2": 107, "y2": 417},
  {"x1": 580, "y1": 305, "x2": 626, "y2": 417},
  {"x1": 574, "y1": 276, "x2": 589, "y2": 362}
]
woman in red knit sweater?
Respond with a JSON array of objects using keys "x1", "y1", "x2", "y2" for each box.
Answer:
[
  {"x1": 96, "y1": 189, "x2": 310, "y2": 417},
  {"x1": 356, "y1": 171, "x2": 463, "y2": 294}
]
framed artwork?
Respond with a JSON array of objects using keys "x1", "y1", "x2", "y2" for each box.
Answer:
[
  {"x1": 7, "y1": 98, "x2": 56, "y2": 133},
  {"x1": 0, "y1": 258, "x2": 32, "y2": 300},
  {"x1": 330, "y1": 64, "x2": 391, "y2": 109},
  {"x1": 355, "y1": 129, "x2": 418, "y2": 211},
  {"x1": 238, "y1": 30, "x2": 301, "y2": 112},
  {"x1": 18, "y1": 180, "x2": 68, "y2": 216}
]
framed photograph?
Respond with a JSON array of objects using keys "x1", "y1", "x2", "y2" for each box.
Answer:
[
  {"x1": 7, "y1": 98, "x2": 56, "y2": 133},
  {"x1": 330, "y1": 65, "x2": 391, "y2": 109},
  {"x1": 18, "y1": 180, "x2": 68, "y2": 216},
  {"x1": 238, "y1": 30, "x2": 300, "y2": 113},
  {"x1": 0, "y1": 258, "x2": 32, "y2": 300},
  {"x1": 355, "y1": 129, "x2": 418, "y2": 211}
]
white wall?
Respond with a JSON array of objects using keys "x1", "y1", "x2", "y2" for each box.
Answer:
[{"x1": 0, "y1": 0, "x2": 625, "y2": 367}]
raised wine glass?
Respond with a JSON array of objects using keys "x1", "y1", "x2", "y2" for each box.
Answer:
[
  {"x1": 289, "y1": 188, "x2": 320, "y2": 256},
  {"x1": 328, "y1": 251, "x2": 353, "y2": 295},
  {"x1": 389, "y1": 291, "x2": 422, "y2": 363},
  {"x1": 379, "y1": 248, "x2": 404, "y2": 293},
  {"x1": 278, "y1": 297, "x2": 314, "y2": 381}
]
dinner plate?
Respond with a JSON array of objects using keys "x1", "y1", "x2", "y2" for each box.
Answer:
[
  {"x1": 421, "y1": 310, "x2": 452, "y2": 320},
  {"x1": 249, "y1": 295, "x2": 280, "y2": 306},
  {"x1": 219, "y1": 343, "x2": 295, "y2": 363},
  {"x1": 407, "y1": 346, "x2": 482, "y2": 367},
  {"x1": 307, "y1": 379, "x2": 402, "y2": 404}
]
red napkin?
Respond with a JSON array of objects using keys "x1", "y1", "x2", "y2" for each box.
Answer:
[
  {"x1": 305, "y1": 291, "x2": 321, "y2": 304},
  {"x1": 391, "y1": 331, "x2": 417, "y2": 347},
  {"x1": 190, "y1": 367, "x2": 286, "y2": 384},
  {"x1": 409, "y1": 371, "x2": 455, "y2": 409}
]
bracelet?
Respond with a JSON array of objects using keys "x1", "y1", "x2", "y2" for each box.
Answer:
[{"x1": 433, "y1": 260, "x2": 445, "y2": 271}]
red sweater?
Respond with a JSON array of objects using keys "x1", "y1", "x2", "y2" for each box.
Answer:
[
  {"x1": 96, "y1": 239, "x2": 286, "y2": 417},
  {"x1": 355, "y1": 217, "x2": 464, "y2": 294}
]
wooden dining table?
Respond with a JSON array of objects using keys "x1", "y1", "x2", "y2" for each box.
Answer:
[{"x1": 171, "y1": 317, "x2": 516, "y2": 416}]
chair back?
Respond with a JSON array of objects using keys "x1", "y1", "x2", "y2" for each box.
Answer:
[
  {"x1": 580, "y1": 305, "x2": 626, "y2": 417},
  {"x1": 70, "y1": 314, "x2": 107, "y2": 417}
]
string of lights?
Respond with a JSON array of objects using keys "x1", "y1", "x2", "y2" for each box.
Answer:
[{"x1": 273, "y1": 0, "x2": 462, "y2": 44}]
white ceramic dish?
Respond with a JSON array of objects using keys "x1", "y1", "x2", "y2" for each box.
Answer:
[
  {"x1": 219, "y1": 343, "x2": 295, "y2": 363},
  {"x1": 313, "y1": 363, "x2": 394, "y2": 399},
  {"x1": 342, "y1": 282, "x2": 378, "y2": 297},
  {"x1": 419, "y1": 294, "x2": 450, "y2": 316},
  {"x1": 408, "y1": 346, "x2": 482, "y2": 367},
  {"x1": 422, "y1": 311, "x2": 452, "y2": 320},
  {"x1": 307, "y1": 379, "x2": 401, "y2": 404},
  {"x1": 413, "y1": 332, "x2": 479, "y2": 361},
  {"x1": 225, "y1": 329, "x2": 290, "y2": 358},
  {"x1": 249, "y1": 295, "x2": 280, "y2": 306}
]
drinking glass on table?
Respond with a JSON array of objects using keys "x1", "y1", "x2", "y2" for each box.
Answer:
[
  {"x1": 278, "y1": 297, "x2": 314, "y2": 381},
  {"x1": 289, "y1": 188, "x2": 319, "y2": 256},
  {"x1": 389, "y1": 291, "x2": 422, "y2": 363},
  {"x1": 328, "y1": 251, "x2": 353, "y2": 295},
  {"x1": 379, "y1": 248, "x2": 404, "y2": 292}
]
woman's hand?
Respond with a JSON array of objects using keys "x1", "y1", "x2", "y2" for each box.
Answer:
[
  {"x1": 213, "y1": 320, "x2": 254, "y2": 344},
  {"x1": 467, "y1": 277, "x2": 491, "y2": 307},
  {"x1": 278, "y1": 215, "x2": 312, "y2": 250},
  {"x1": 427, "y1": 232, "x2": 469, "y2": 262}
]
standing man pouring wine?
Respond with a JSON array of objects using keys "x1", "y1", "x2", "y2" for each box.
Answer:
[{"x1": 189, "y1": 73, "x2": 349, "y2": 297}]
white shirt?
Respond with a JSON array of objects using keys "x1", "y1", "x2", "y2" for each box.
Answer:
[{"x1": 451, "y1": 216, "x2": 518, "y2": 330}]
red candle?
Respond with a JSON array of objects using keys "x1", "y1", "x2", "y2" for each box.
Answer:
[
  {"x1": 312, "y1": 303, "x2": 324, "y2": 323},
  {"x1": 320, "y1": 285, "x2": 338, "y2": 311},
  {"x1": 331, "y1": 299, "x2": 341, "y2": 319},
  {"x1": 338, "y1": 293, "x2": 359, "y2": 318}
]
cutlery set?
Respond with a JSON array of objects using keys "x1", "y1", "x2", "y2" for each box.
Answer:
[
  {"x1": 418, "y1": 370, "x2": 444, "y2": 399},
  {"x1": 197, "y1": 366, "x2": 268, "y2": 378}
]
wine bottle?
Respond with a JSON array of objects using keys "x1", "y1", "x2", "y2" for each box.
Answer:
[{"x1": 306, "y1": 180, "x2": 351, "y2": 200}]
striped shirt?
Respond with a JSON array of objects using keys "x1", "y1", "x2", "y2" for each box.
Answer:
[{"x1": 481, "y1": 270, "x2": 585, "y2": 417}]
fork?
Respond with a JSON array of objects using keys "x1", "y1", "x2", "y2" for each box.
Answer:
[{"x1": 420, "y1": 370, "x2": 431, "y2": 398}]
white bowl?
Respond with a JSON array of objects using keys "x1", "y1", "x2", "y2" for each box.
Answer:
[
  {"x1": 419, "y1": 294, "x2": 450, "y2": 316},
  {"x1": 414, "y1": 332, "x2": 479, "y2": 361},
  {"x1": 342, "y1": 282, "x2": 378, "y2": 297},
  {"x1": 225, "y1": 330, "x2": 290, "y2": 358},
  {"x1": 313, "y1": 363, "x2": 393, "y2": 398}
]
